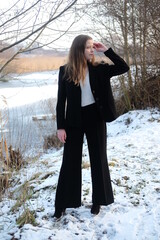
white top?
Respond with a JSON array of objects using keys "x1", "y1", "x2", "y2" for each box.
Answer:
[{"x1": 80, "y1": 71, "x2": 95, "y2": 107}]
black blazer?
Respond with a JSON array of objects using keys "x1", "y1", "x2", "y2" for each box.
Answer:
[{"x1": 56, "y1": 48, "x2": 129, "y2": 129}]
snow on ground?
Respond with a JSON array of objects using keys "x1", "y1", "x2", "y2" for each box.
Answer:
[{"x1": 0, "y1": 109, "x2": 160, "y2": 240}]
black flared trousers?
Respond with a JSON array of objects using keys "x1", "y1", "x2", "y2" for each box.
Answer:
[{"x1": 55, "y1": 103, "x2": 114, "y2": 209}]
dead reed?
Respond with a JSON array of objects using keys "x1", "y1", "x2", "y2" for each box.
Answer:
[
  {"x1": 0, "y1": 55, "x2": 67, "y2": 75},
  {"x1": 0, "y1": 96, "x2": 24, "y2": 199}
]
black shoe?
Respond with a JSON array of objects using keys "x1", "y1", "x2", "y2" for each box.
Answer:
[
  {"x1": 91, "y1": 205, "x2": 100, "y2": 215},
  {"x1": 53, "y1": 208, "x2": 65, "y2": 219}
]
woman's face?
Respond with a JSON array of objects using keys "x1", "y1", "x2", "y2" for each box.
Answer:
[{"x1": 84, "y1": 39, "x2": 94, "y2": 61}]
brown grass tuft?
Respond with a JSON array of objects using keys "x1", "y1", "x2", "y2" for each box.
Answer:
[
  {"x1": 8, "y1": 146, "x2": 23, "y2": 170},
  {"x1": 43, "y1": 133, "x2": 63, "y2": 150}
]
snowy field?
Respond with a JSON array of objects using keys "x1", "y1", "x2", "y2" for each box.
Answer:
[{"x1": 0, "y1": 107, "x2": 160, "y2": 239}]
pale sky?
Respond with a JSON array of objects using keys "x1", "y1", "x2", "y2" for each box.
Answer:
[{"x1": 0, "y1": 0, "x2": 96, "y2": 50}]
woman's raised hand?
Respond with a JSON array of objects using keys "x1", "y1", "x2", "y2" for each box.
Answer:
[
  {"x1": 57, "y1": 129, "x2": 67, "y2": 143},
  {"x1": 93, "y1": 42, "x2": 108, "y2": 53}
]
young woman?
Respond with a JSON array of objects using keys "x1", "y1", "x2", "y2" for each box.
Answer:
[{"x1": 54, "y1": 34, "x2": 129, "y2": 219}]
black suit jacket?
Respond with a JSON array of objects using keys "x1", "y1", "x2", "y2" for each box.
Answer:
[{"x1": 56, "y1": 48, "x2": 129, "y2": 129}]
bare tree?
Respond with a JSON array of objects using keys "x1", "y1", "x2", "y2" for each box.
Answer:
[
  {"x1": 84, "y1": 0, "x2": 160, "y2": 111},
  {"x1": 0, "y1": 0, "x2": 77, "y2": 77}
]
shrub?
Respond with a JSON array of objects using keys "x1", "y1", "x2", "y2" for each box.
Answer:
[
  {"x1": 131, "y1": 75, "x2": 160, "y2": 109},
  {"x1": 116, "y1": 75, "x2": 160, "y2": 115}
]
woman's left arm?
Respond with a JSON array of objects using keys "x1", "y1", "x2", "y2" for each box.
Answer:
[
  {"x1": 104, "y1": 48, "x2": 130, "y2": 76},
  {"x1": 94, "y1": 42, "x2": 130, "y2": 76}
]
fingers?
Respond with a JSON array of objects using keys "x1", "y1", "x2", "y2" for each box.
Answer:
[
  {"x1": 58, "y1": 134, "x2": 66, "y2": 143},
  {"x1": 58, "y1": 134, "x2": 65, "y2": 143},
  {"x1": 93, "y1": 42, "x2": 100, "y2": 50},
  {"x1": 93, "y1": 42, "x2": 108, "y2": 52},
  {"x1": 57, "y1": 129, "x2": 67, "y2": 143},
  {"x1": 93, "y1": 42, "x2": 104, "y2": 48},
  {"x1": 62, "y1": 131, "x2": 66, "y2": 143}
]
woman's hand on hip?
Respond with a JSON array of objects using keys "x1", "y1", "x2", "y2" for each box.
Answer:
[{"x1": 57, "y1": 129, "x2": 67, "y2": 143}]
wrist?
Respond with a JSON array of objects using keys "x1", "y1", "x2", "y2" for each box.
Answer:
[{"x1": 103, "y1": 47, "x2": 108, "y2": 52}]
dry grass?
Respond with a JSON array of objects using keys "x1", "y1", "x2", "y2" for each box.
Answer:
[
  {"x1": 16, "y1": 208, "x2": 37, "y2": 227},
  {"x1": 0, "y1": 95, "x2": 24, "y2": 198},
  {"x1": 0, "y1": 55, "x2": 67, "y2": 74}
]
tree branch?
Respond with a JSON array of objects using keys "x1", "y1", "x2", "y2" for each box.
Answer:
[
  {"x1": 0, "y1": 0, "x2": 77, "y2": 53},
  {"x1": 0, "y1": 0, "x2": 41, "y2": 28}
]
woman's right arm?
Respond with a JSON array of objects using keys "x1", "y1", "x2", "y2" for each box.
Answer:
[{"x1": 56, "y1": 66, "x2": 67, "y2": 131}]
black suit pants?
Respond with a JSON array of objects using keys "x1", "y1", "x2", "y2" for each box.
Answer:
[{"x1": 55, "y1": 103, "x2": 114, "y2": 209}]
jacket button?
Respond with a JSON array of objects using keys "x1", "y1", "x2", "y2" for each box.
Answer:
[
  {"x1": 96, "y1": 97, "x2": 99, "y2": 101},
  {"x1": 100, "y1": 105, "x2": 103, "y2": 109},
  {"x1": 92, "y1": 90, "x2": 95, "y2": 94}
]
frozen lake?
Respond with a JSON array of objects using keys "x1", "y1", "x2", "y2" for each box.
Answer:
[{"x1": 0, "y1": 70, "x2": 59, "y2": 156}]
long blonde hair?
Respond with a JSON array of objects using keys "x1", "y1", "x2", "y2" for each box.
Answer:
[{"x1": 65, "y1": 34, "x2": 95, "y2": 85}]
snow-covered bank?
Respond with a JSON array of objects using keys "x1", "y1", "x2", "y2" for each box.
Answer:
[
  {"x1": 0, "y1": 109, "x2": 160, "y2": 240},
  {"x1": 0, "y1": 71, "x2": 59, "y2": 153}
]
